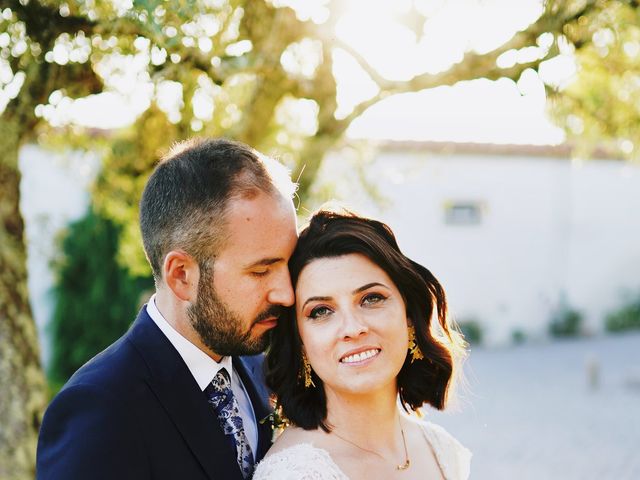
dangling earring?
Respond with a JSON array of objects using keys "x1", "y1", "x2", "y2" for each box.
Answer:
[
  {"x1": 408, "y1": 324, "x2": 425, "y2": 363},
  {"x1": 300, "y1": 351, "x2": 316, "y2": 388}
]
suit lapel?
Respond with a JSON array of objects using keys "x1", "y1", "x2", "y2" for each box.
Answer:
[{"x1": 127, "y1": 309, "x2": 244, "y2": 480}]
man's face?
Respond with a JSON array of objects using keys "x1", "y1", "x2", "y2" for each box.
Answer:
[{"x1": 187, "y1": 191, "x2": 297, "y2": 357}]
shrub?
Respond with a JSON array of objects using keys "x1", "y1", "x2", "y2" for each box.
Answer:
[
  {"x1": 605, "y1": 293, "x2": 640, "y2": 332},
  {"x1": 457, "y1": 319, "x2": 483, "y2": 345},
  {"x1": 511, "y1": 328, "x2": 526, "y2": 345},
  {"x1": 49, "y1": 208, "x2": 153, "y2": 384},
  {"x1": 549, "y1": 305, "x2": 583, "y2": 337}
]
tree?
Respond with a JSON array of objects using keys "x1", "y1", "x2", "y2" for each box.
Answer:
[
  {"x1": 48, "y1": 208, "x2": 153, "y2": 384},
  {"x1": 0, "y1": 2, "x2": 101, "y2": 478},
  {"x1": 547, "y1": 1, "x2": 640, "y2": 159},
  {"x1": 2, "y1": 0, "x2": 639, "y2": 477}
]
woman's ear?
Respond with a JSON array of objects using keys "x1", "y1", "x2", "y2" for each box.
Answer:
[{"x1": 162, "y1": 250, "x2": 199, "y2": 302}]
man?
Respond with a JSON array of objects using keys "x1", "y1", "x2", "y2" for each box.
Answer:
[{"x1": 37, "y1": 138, "x2": 298, "y2": 479}]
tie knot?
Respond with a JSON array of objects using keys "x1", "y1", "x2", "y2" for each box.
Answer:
[
  {"x1": 205, "y1": 368, "x2": 233, "y2": 411},
  {"x1": 214, "y1": 368, "x2": 231, "y2": 388}
]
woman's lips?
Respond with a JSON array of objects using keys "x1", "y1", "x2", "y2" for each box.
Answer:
[{"x1": 339, "y1": 348, "x2": 381, "y2": 364}]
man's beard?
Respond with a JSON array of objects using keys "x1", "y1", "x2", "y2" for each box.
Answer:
[{"x1": 187, "y1": 263, "x2": 283, "y2": 357}]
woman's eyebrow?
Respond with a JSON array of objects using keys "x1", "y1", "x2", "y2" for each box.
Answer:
[
  {"x1": 301, "y1": 296, "x2": 332, "y2": 310},
  {"x1": 352, "y1": 282, "x2": 388, "y2": 294},
  {"x1": 301, "y1": 283, "x2": 391, "y2": 310}
]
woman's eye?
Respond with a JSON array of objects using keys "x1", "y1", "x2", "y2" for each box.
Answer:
[
  {"x1": 362, "y1": 293, "x2": 386, "y2": 306},
  {"x1": 308, "y1": 306, "x2": 333, "y2": 319}
]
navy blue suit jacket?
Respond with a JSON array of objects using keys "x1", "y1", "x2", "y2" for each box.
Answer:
[{"x1": 36, "y1": 307, "x2": 273, "y2": 479}]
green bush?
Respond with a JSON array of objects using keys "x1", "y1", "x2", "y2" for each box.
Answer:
[
  {"x1": 549, "y1": 306, "x2": 583, "y2": 337},
  {"x1": 458, "y1": 319, "x2": 483, "y2": 345},
  {"x1": 49, "y1": 208, "x2": 153, "y2": 384},
  {"x1": 511, "y1": 328, "x2": 526, "y2": 345},
  {"x1": 605, "y1": 294, "x2": 640, "y2": 332}
]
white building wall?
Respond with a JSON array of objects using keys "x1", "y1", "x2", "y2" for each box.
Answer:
[
  {"x1": 566, "y1": 161, "x2": 640, "y2": 330},
  {"x1": 19, "y1": 145, "x2": 98, "y2": 366},
  {"x1": 320, "y1": 147, "x2": 640, "y2": 345}
]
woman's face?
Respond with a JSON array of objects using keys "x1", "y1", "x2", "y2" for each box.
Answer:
[{"x1": 295, "y1": 253, "x2": 409, "y2": 398}]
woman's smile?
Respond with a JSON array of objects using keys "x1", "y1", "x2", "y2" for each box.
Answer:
[{"x1": 339, "y1": 347, "x2": 381, "y2": 365}]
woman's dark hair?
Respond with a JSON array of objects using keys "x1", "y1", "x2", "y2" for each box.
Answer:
[{"x1": 266, "y1": 209, "x2": 465, "y2": 431}]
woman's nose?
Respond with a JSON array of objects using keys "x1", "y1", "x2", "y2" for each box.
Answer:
[{"x1": 340, "y1": 309, "x2": 369, "y2": 339}]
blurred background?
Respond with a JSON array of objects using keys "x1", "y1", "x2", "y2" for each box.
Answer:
[{"x1": 1, "y1": 0, "x2": 640, "y2": 478}]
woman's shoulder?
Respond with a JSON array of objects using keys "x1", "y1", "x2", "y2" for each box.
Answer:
[
  {"x1": 253, "y1": 428, "x2": 349, "y2": 480},
  {"x1": 418, "y1": 419, "x2": 472, "y2": 480}
]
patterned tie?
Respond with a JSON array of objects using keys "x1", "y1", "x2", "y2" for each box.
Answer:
[{"x1": 204, "y1": 368, "x2": 255, "y2": 479}]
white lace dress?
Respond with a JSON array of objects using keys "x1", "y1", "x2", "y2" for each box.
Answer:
[{"x1": 252, "y1": 421, "x2": 471, "y2": 480}]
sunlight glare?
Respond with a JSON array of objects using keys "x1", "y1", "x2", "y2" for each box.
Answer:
[
  {"x1": 269, "y1": 0, "x2": 330, "y2": 23},
  {"x1": 280, "y1": 39, "x2": 323, "y2": 79},
  {"x1": 275, "y1": 97, "x2": 319, "y2": 136},
  {"x1": 156, "y1": 81, "x2": 183, "y2": 124},
  {"x1": 333, "y1": 49, "x2": 379, "y2": 119},
  {"x1": 335, "y1": 8, "x2": 418, "y2": 81},
  {"x1": 347, "y1": 78, "x2": 565, "y2": 145}
]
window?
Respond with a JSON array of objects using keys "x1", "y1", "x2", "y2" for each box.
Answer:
[{"x1": 444, "y1": 201, "x2": 483, "y2": 225}]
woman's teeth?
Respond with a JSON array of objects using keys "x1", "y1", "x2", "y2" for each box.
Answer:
[{"x1": 340, "y1": 349, "x2": 380, "y2": 363}]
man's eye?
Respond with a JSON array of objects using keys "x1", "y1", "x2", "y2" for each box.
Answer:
[
  {"x1": 308, "y1": 306, "x2": 332, "y2": 320},
  {"x1": 362, "y1": 293, "x2": 386, "y2": 306},
  {"x1": 251, "y1": 270, "x2": 269, "y2": 277}
]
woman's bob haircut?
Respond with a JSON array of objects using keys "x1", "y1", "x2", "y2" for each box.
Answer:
[{"x1": 266, "y1": 209, "x2": 465, "y2": 431}]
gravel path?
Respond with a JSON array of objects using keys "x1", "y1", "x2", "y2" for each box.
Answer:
[{"x1": 427, "y1": 332, "x2": 640, "y2": 479}]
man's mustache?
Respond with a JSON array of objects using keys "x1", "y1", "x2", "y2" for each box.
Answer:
[{"x1": 254, "y1": 305, "x2": 286, "y2": 323}]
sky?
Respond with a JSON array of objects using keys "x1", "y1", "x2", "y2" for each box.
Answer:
[
  {"x1": 296, "y1": 0, "x2": 572, "y2": 144},
  {"x1": 27, "y1": 0, "x2": 570, "y2": 145}
]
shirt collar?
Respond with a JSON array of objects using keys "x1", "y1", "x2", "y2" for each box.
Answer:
[{"x1": 146, "y1": 293, "x2": 233, "y2": 391}]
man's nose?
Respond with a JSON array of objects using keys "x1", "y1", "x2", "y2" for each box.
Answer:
[{"x1": 267, "y1": 269, "x2": 295, "y2": 306}]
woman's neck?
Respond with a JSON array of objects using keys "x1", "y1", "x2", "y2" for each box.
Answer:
[{"x1": 324, "y1": 386, "x2": 402, "y2": 454}]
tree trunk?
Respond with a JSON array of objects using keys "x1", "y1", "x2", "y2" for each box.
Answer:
[{"x1": 0, "y1": 118, "x2": 47, "y2": 480}]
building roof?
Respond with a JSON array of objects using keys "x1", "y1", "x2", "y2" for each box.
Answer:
[{"x1": 374, "y1": 140, "x2": 622, "y2": 160}]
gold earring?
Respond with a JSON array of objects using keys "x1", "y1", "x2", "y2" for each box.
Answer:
[
  {"x1": 300, "y1": 351, "x2": 316, "y2": 388},
  {"x1": 408, "y1": 324, "x2": 424, "y2": 363}
]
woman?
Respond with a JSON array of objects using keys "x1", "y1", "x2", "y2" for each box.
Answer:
[{"x1": 253, "y1": 210, "x2": 471, "y2": 479}]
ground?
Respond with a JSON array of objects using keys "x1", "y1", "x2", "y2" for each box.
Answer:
[{"x1": 428, "y1": 332, "x2": 640, "y2": 479}]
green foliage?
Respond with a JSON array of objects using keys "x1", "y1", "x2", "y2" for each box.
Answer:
[
  {"x1": 48, "y1": 208, "x2": 153, "y2": 384},
  {"x1": 549, "y1": 305, "x2": 583, "y2": 338},
  {"x1": 511, "y1": 328, "x2": 526, "y2": 345},
  {"x1": 92, "y1": 105, "x2": 178, "y2": 275},
  {"x1": 605, "y1": 293, "x2": 640, "y2": 332},
  {"x1": 548, "y1": 1, "x2": 640, "y2": 160},
  {"x1": 457, "y1": 319, "x2": 483, "y2": 345}
]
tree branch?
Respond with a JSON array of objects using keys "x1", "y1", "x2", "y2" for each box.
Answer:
[
  {"x1": 333, "y1": 38, "x2": 392, "y2": 89},
  {"x1": 338, "y1": 0, "x2": 609, "y2": 127},
  {"x1": 8, "y1": 0, "x2": 96, "y2": 46}
]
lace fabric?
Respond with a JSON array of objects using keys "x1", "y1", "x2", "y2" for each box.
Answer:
[
  {"x1": 253, "y1": 421, "x2": 471, "y2": 480},
  {"x1": 253, "y1": 443, "x2": 349, "y2": 480}
]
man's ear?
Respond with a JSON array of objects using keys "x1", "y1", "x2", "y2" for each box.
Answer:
[{"x1": 162, "y1": 250, "x2": 199, "y2": 302}]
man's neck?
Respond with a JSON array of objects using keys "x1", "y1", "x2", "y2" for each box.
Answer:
[{"x1": 153, "y1": 290, "x2": 223, "y2": 362}]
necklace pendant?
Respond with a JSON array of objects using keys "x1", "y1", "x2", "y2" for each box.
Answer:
[{"x1": 397, "y1": 459, "x2": 410, "y2": 471}]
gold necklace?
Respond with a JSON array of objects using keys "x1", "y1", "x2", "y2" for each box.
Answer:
[{"x1": 331, "y1": 420, "x2": 411, "y2": 471}]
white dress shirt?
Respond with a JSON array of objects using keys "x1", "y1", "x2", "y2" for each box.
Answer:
[{"x1": 146, "y1": 294, "x2": 258, "y2": 454}]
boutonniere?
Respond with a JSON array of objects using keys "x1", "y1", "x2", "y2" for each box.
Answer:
[{"x1": 259, "y1": 396, "x2": 290, "y2": 442}]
